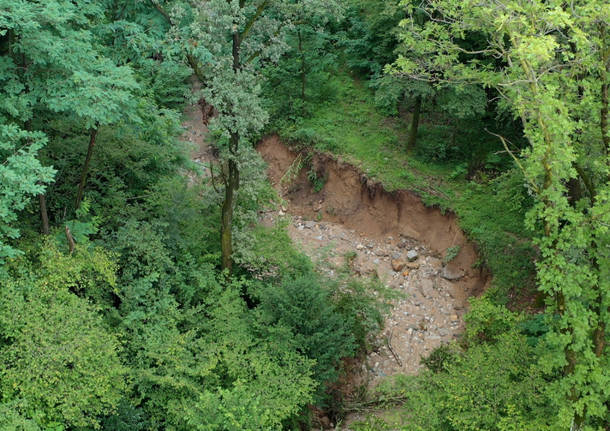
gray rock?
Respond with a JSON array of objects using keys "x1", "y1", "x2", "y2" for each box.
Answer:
[
  {"x1": 419, "y1": 279, "x2": 435, "y2": 298},
  {"x1": 304, "y1": 220, "x2": 315, "y2": 229},
  {"x1": 407, "y1": 250, "x2": 419, "y2": 262},
  {"x1": 441, "y1": 266, "x2": 465, "y2": 281}
]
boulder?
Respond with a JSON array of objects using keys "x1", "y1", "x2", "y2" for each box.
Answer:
[
  {"x1": 407, "y1": 249, "x2": 419, "y2": 262},
  {"x1": 391, "y1": 259, "x2": 407, "y2": 272},
  {"x1": 441, "y1": 266, "x2": 465, "y2": 281}
]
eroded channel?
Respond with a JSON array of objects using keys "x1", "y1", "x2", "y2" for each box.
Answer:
[{"x1": 257, "y1": 136, "x2": 489, "y2": 382}]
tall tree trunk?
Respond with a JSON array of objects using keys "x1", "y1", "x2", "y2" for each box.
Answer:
[
  {"x1": 600, "y1": 24, "x2": 609, "y2": 168},
  {"x1": 221, "y1": 136, "x2": 239, "y2": 271},
  {"x1": 298, "y1": 29, "x2": 306, "y2": 105},
  {"x1": 65, "y1": 225, "x2": 76, "y2": 254},
  {"x1": 75, "y1": 127, "x2": 98, "y2": 211},
  {"x1": 220, "y1": 24, "x2": 242, "y2": 272},
  {"x1": 39, "y1": 194, "x2": 49, "y2": 235},
  {"x1": 407, "y1": 96, "x2": 422, "y2": 151}
]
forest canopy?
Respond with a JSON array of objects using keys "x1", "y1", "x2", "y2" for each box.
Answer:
[{"x1": 0, "y1": 0, "x2": 608, "y2": 430}]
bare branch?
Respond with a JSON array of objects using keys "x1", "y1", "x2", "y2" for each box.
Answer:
[{"x1": 485, "y1": 128, "x2": 540, "y2": 194}]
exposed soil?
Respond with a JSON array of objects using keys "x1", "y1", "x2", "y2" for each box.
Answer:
[
  {"x1": 258, "y1": 135, "x2": 487, "y2": 295},
  {"x1": 257, "y1": 136, "x2": 489, "y2": 428},
  {"x1": 181, "y1": 91, "x2": 489, "y2": 428}
]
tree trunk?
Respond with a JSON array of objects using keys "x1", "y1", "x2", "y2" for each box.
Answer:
[
  {"x1": 39, "y1": 194, "x2": 49, "y2": 235},
  {"x1": 220, "y1": 137, "x2": 239, "y2": 272},
  {"x1": 407, "y1": 96, "x2": 422, "y2": 151},
  {"x1": 600, "y1": 24, "x2": 609, "y2": 168},
  {"x1": 65, "y1": 225, "x2": 76, "y2": 254},
  {"x1": 75, "y1": 127, "x2": 98, "y2": 211},
  {"x1": 220, "y1": 23, "x2": 242, "y2": 272},
  {"x1": 298, "y1": 29, "x2": 306, "y2": 105}
]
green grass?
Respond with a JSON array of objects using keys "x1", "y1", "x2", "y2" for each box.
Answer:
[
  {"x1": 276, "y1": 73, "x2": 537, "y2": 304},
  {"x1": 280, "y1": 75, "x2": 455, "y2": 199}
]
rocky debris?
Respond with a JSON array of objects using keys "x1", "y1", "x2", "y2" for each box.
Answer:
[
  {"x1": 407, "y1": 249, "x2": 419, "y2": 262},
  {"x1": 259, "y1": 210, "x2": 472, "y2": 397},
  {"x1": 441, "y1": 266, "x2": 465, "y2": 281}
]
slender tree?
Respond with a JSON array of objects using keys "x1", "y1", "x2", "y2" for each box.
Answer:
[
  {"x1": 150, "y1": 0, "x2": 335, "y2": 271},
  {"x1": 393, "y1": 1, "x2": 610, "y2": 428}
]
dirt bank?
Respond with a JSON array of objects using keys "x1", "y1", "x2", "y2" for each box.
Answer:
[
  {"x1": 258, "y1": 135, "x2": 491, "y2": 428},
  {"x1": 258, "y1": 135, "x2": 488, "y2": 296}
]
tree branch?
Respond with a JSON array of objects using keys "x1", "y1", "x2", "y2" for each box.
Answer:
[
  {"x1": 148, "y1": 0, "x2": 173, "y2": 25},
  {"x1": 485, "y1": 128, "x2": 540, "y2": 194},
  {"x1": 241, "y1": 0, "x2": 270, "y2": 41}
]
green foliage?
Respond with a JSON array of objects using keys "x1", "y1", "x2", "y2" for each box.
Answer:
[
  {"x1": 393, "y1": 1, "x2": 610, "y2": 426},
  {"x1": 0, "y1": 0, "x2": 365, "y2": 429},
  {"x1": 307, "y1": 166, "x2": 326, "y2": 193},
  {"x1": 0, "y1": 126, "x2": 54, "y2": 261},
  {"x1": 258, "y1": 276, "x2": 356, "y2": 402},
  {"x1": 234, "y1": 222, "x2": 313, "y2": 280},
  {"x1": 372, "y1": 331, "x2": 553, "y2": 431},
  {"x1": 4, "y1": 0, "x2": 608, "y2": 428},
  {"x1": 454, "y1": 171, "x2": 537, "y2": 300},
  {"x1": 463, "y1": 297, "x2": 520, "y2": 344},
  {"x1": 421, "y1": 344, "x2": 458, "y2": 373},
  {"x1": 330, "y1": 274, "x2": 391, "y2": 354},
  {"x1": 341, "y1": 0, "x2": 404, "y2": 78},
  {"x1": 442, "y1": 245, "x2": 460, "y2": 265},
  {"x1": 438, "y1": 332, "x2": 552, "y2": 431},
  {"x1": 0, "y1": 251, "x2": 126, "y2": 429}
]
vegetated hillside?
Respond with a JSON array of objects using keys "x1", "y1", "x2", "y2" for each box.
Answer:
[{"x1": 1, "y1": 1, "x2": 608, "y2": 431}]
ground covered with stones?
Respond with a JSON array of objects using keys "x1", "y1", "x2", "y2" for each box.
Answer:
[{"x1": 263, "y1": 212, "x2": 471, "y2": 382}]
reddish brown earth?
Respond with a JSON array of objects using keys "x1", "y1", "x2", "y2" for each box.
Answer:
[
  {"x1": 257, "y1": 135, "x2": 490, "y2": 429},
  {"x1": 258, "y1": 135, "x2": 487, "y2": 296}
]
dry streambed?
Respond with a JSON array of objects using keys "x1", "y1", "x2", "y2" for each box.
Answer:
[{"x1": 257, "y1": 136, "x2": 489, "y2": 385}]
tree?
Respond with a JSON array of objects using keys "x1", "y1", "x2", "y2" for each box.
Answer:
[
  {"x1": 0, "y1": 126, "x2": 54, "y2": 261},
  {"x1": 0, "y1": 0, "x2": 139, "y2": 221},
  {"x1": 393, "y1": 1, "x2": 610, "y2": 428},
  {"x1": 0, "y1": 248, "x2": 126, "y2": 429},
  {"x1": 150, "y1": 0, "x2": 330, "y2": 271}
]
